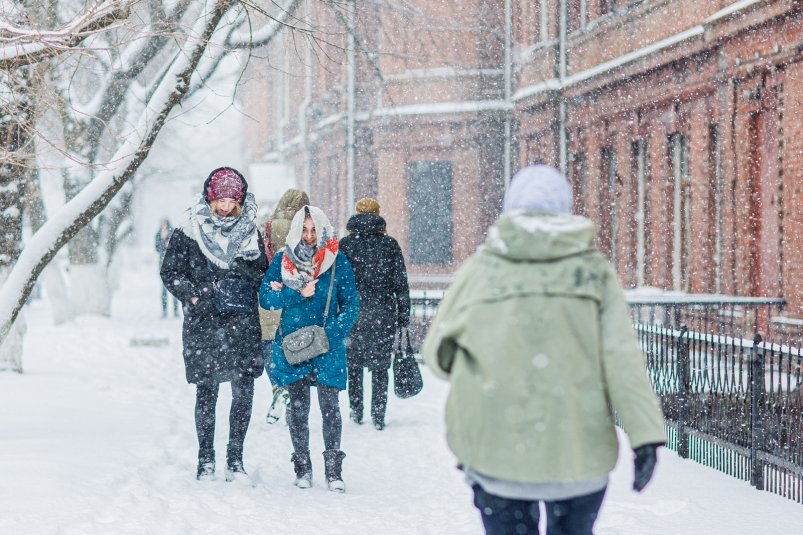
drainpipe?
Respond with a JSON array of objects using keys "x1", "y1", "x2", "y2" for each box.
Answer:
[
  {"x1": 503, "y1": 0, "x2": 512, "y2": 187},
  {"x1": 558, "y1": 0, "x2": 568, "y2": 174},
  {"x1": 346, "y1": 0, "x2": 356, "y2": 221},
  {"x1": 301, "y1": 0, "x2": 313, "y2": 193}
]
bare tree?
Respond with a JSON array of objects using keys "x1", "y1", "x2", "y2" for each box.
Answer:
[{"x1": 0, "y1": 0, "x2": 313, "y2": 371}]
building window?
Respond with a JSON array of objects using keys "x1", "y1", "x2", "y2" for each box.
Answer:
[
  {"x1": 668, "y1": 132, "x2": 691, "y2": 292},
  {"x1": 708, "y1": 124, "x2": 722, "y2": 293},
  {"x1": 632, "y1": 140, "x2": 649, "y2": 287},
  {"x1": 570, "y1": 152, "x2": 587, "y2": 215},
  {"x1": 599, "y1": 146, "x2": 617, "y2": 264},
  {"x1": 408, "y1": 161, "x2": 453, "y2": 265}
]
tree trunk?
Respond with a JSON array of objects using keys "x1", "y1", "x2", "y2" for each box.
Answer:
[
  {"x1": 0, "y1": 70, "x2": 32, "y2": 372},
  {"x1": 0, "y1": 0, "x2": 236, "y2": 356}
]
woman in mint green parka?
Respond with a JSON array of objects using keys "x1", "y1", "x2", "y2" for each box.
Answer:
[{"x1": 422, "y1": 165, "x2": 666, "y2": 535}]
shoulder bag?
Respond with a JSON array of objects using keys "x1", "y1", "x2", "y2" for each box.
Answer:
[
  {"x1": 281, "y1": 260, "x2": 336, "y2": 365},
  {"x1": 393, "y1": 327, "x2": 423, "y2": 398}
]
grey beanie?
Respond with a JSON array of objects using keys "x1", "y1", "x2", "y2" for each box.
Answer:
[{"x1": 503, "y1": 165, "x2": 572, "y2": 214}]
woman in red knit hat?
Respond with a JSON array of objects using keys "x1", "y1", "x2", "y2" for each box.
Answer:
[{"x1": 160, "y1": 167, "x2": 267, "y2": 483}]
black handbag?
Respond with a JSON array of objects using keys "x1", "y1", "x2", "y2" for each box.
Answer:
[
  {"x1": 393, "y1": 328, "x2": 423, "y2": 399},
  {"x1": 213, "y1": 278, "x2": 257, "y2": 314}
]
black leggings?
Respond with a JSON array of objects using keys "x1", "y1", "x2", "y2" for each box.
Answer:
[
  {"x1": 347, "y1": 361, "x2": 389, "y2": 422},
  {"x1": 287, "y1": 375, "x2": 342, "y2": 453},
  {"x1": 195, "y1": 376, "x2": 254, "y2": 459}
]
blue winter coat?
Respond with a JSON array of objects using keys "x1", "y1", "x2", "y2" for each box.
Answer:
[{"x1": 259, "y1": 251, "x2": 360, "y2": 389}]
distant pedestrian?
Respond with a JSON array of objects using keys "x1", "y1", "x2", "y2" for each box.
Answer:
[
  {"x1": 422, "y1": 165, "x2": 666, "y2": 535},
  {"x1": 155, "y1": 218, "x2": 179, "y2": 318},
  {"x1": 160, "y1": 167, "x2": 267, "y2": 483},
  {"x1": 259, "y1": 205, "x2": 359, "y2": 492},
  {"x1": 259, "y1": 188, "x2": 310, "y2": 424},
  {"x1": 340, "y1": 197, "x2": 410, "y2": 430}
]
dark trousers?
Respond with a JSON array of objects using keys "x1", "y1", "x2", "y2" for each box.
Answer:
[
  {"x1": 287, "y1": 375, "x2": 341, "y2": 453},
  {"x1": 195, "y1": 376, "x2": 255, "y2": 460},
  {"x1": 261, "y1": 340, "x2": 277, "y2": 386},
  {"x1": 347, "y1": 360, "x2": 389, "y2": 422},
  {"x1": 161, "y1": 286, "x2": 179, "y2": 316},
  {"x1": 472, "y1": 484, "x2": 606, "y2": 535}
]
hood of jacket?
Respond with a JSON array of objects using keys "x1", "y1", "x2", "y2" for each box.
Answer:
[
  {"x1": 271, "y1": 189, "x2": 310, "y2": 222},
  {"x1": 270, "y1": 189, "x2": 311, "y2": 250},
  {"x1": 346, "y1": 213, "x2": 386, "y2": 235},
  {"x1": 484, "y1": 210, "x2": 595, "y2": 262}
]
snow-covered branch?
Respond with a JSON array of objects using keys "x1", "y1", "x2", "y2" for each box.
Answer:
[
  {"x1": 0, "y1": 0, "x2": 234, "y2": 348},
  {"x1": 0, "y1": 0, "x2": 134, "y2": 68},
  {"x1": 185, "y1": 0, "x2": 303, "y2": 96},
  {"x1": 227, "y1": 0, "x2": 305, "y2": 48}
]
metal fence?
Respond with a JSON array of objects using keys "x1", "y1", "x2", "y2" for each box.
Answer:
[
  {"x1": 638, "y1": 318, "x2": 803, "y2": 504},
  {"x1": 408, "y1": 291, "x2": 803, "y2": 504}
]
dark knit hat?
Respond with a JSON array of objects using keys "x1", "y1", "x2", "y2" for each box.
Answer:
[
  {"x1": 355, "y1": 197, "x2": 380, "y2": 215},
  {"x1": 207, "y1": 168, "x2": 245, "y2": 203}
]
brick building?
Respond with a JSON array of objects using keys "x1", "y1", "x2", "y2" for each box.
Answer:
[{"x1": 243, "y1": 0, "x2": 803, "y2": 318}]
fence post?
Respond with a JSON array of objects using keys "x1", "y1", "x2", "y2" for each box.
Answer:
[
  {"x1": 677, "y1": 326, "x2": 690, "y2": 459},
  {"x1": 750, "y1": 334, "x2": 765, "y2": 490}
]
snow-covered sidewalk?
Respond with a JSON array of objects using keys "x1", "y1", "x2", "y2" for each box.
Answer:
[{"x1": 2, "y1": 248, "x2": 803, "y2": 535}]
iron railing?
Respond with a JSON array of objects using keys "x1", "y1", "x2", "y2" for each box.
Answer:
[{"x1": 407, "y1": 291, "x2": 803, "y2": 504}]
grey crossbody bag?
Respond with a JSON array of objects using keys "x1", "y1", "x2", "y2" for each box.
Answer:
[{"x1": 280, "y1": 260, "x2": 336, "y2": 365}]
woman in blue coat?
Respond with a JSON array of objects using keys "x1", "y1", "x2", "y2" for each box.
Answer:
[{"x1": 259, "y1": 205, "x2": 359, "y2": 492}]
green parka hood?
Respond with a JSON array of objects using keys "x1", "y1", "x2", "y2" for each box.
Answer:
[{"x1": 484, "y1": 210, "x2": 596, "y2": 262}]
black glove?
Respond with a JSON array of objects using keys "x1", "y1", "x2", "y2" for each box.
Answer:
[{"x1": 633, "y1": 444, "x2": 660, "y2": 492}]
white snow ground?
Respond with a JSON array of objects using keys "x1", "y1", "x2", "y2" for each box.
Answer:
[{"x1": 2, "y1": 248, "x2": 803, "y2": 535}]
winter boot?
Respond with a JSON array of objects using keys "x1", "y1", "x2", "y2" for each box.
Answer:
[
  {"x1": 266, "y1": 386, "x2": 286, "y2": 424},
  {"x1": 372, "y1": 417, "x2": 385, "y2": 431},
  {"x1": 349, "y1": 408, "x2": 363, "y2": 425},
  {"x1": 196, "y1": 450, "x2": 215, "y2": 481},
  {"x1": 225, "y1": 446, "x2": 250, "y2": 484},
  {"x1": 291, "y1": 451, "x2": 312, "y2": 489},
  {"x1": 323, "y1": 450, "x2": 346, "y2": 493}
]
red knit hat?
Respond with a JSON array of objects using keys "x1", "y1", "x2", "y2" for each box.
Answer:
[{"x1": 207, "y1": 168, "x2": 244, "y2": 203}]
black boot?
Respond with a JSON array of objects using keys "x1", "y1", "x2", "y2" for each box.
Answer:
[
  {"x1": 349, "y1": 408, "x2": 363, "y2": 425},
  {"x1": 225, "y1": 446, "x2": 249, "y2": 483},
  {"x1": 197, "y1": 450, "x2": 215, "y2": 481},
  {"x1": 291, "y1": 451, "x2": 312, "y2": 489},
  {"x1": 323, "y1": 450, "x2": 346, "y2": 493}
]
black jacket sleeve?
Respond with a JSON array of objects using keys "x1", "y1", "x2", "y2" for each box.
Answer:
[
  {"x1": 390, "y1": 238, "x2": 411, "y2": 326},
  {"x1": 160, "y1": 229, "x2": 202, "y2": 304}
]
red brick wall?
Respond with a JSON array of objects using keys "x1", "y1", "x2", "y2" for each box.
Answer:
[{"x1": 242, "y1": 0, "x2": 803, "y2": 316}]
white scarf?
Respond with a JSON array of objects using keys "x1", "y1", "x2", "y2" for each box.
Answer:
[
  {"x1": 281, "y1": 205, "x2": 338, "y2": 290},
  {"x1": 186, "y1": 193, "x2": 260, "y2": 269}
]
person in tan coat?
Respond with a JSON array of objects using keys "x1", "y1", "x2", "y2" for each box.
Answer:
[{"x1": 260, "y1": 188, "x2": 310, "y2": 424}]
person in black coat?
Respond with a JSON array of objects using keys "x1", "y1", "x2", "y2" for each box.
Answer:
[
  {"x1": 339, "y1": 197, "x2": 410, "y2": 430},
  {"x1": 155, "y1": 218, "x2": 179, "y2": 318},
  {"x1": 160, "y1": 167, "x2": 267, "y2": 482}
]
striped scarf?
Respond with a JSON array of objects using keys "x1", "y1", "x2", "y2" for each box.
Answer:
[{"x1": 186, "y1": 193, "x2": 260, "y2": 269}]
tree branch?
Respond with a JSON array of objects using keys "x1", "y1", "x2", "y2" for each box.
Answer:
[
  {"x1": 0, "y1": 0, "x2": 133, "y2": 68},
  {"x1": 0, "y1": 0, "x2": 235, "y2": 349}
]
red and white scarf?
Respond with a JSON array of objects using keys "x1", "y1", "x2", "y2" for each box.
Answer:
[{"x1": 281, "y1": 205, "x2": 338, "y2": 291}]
